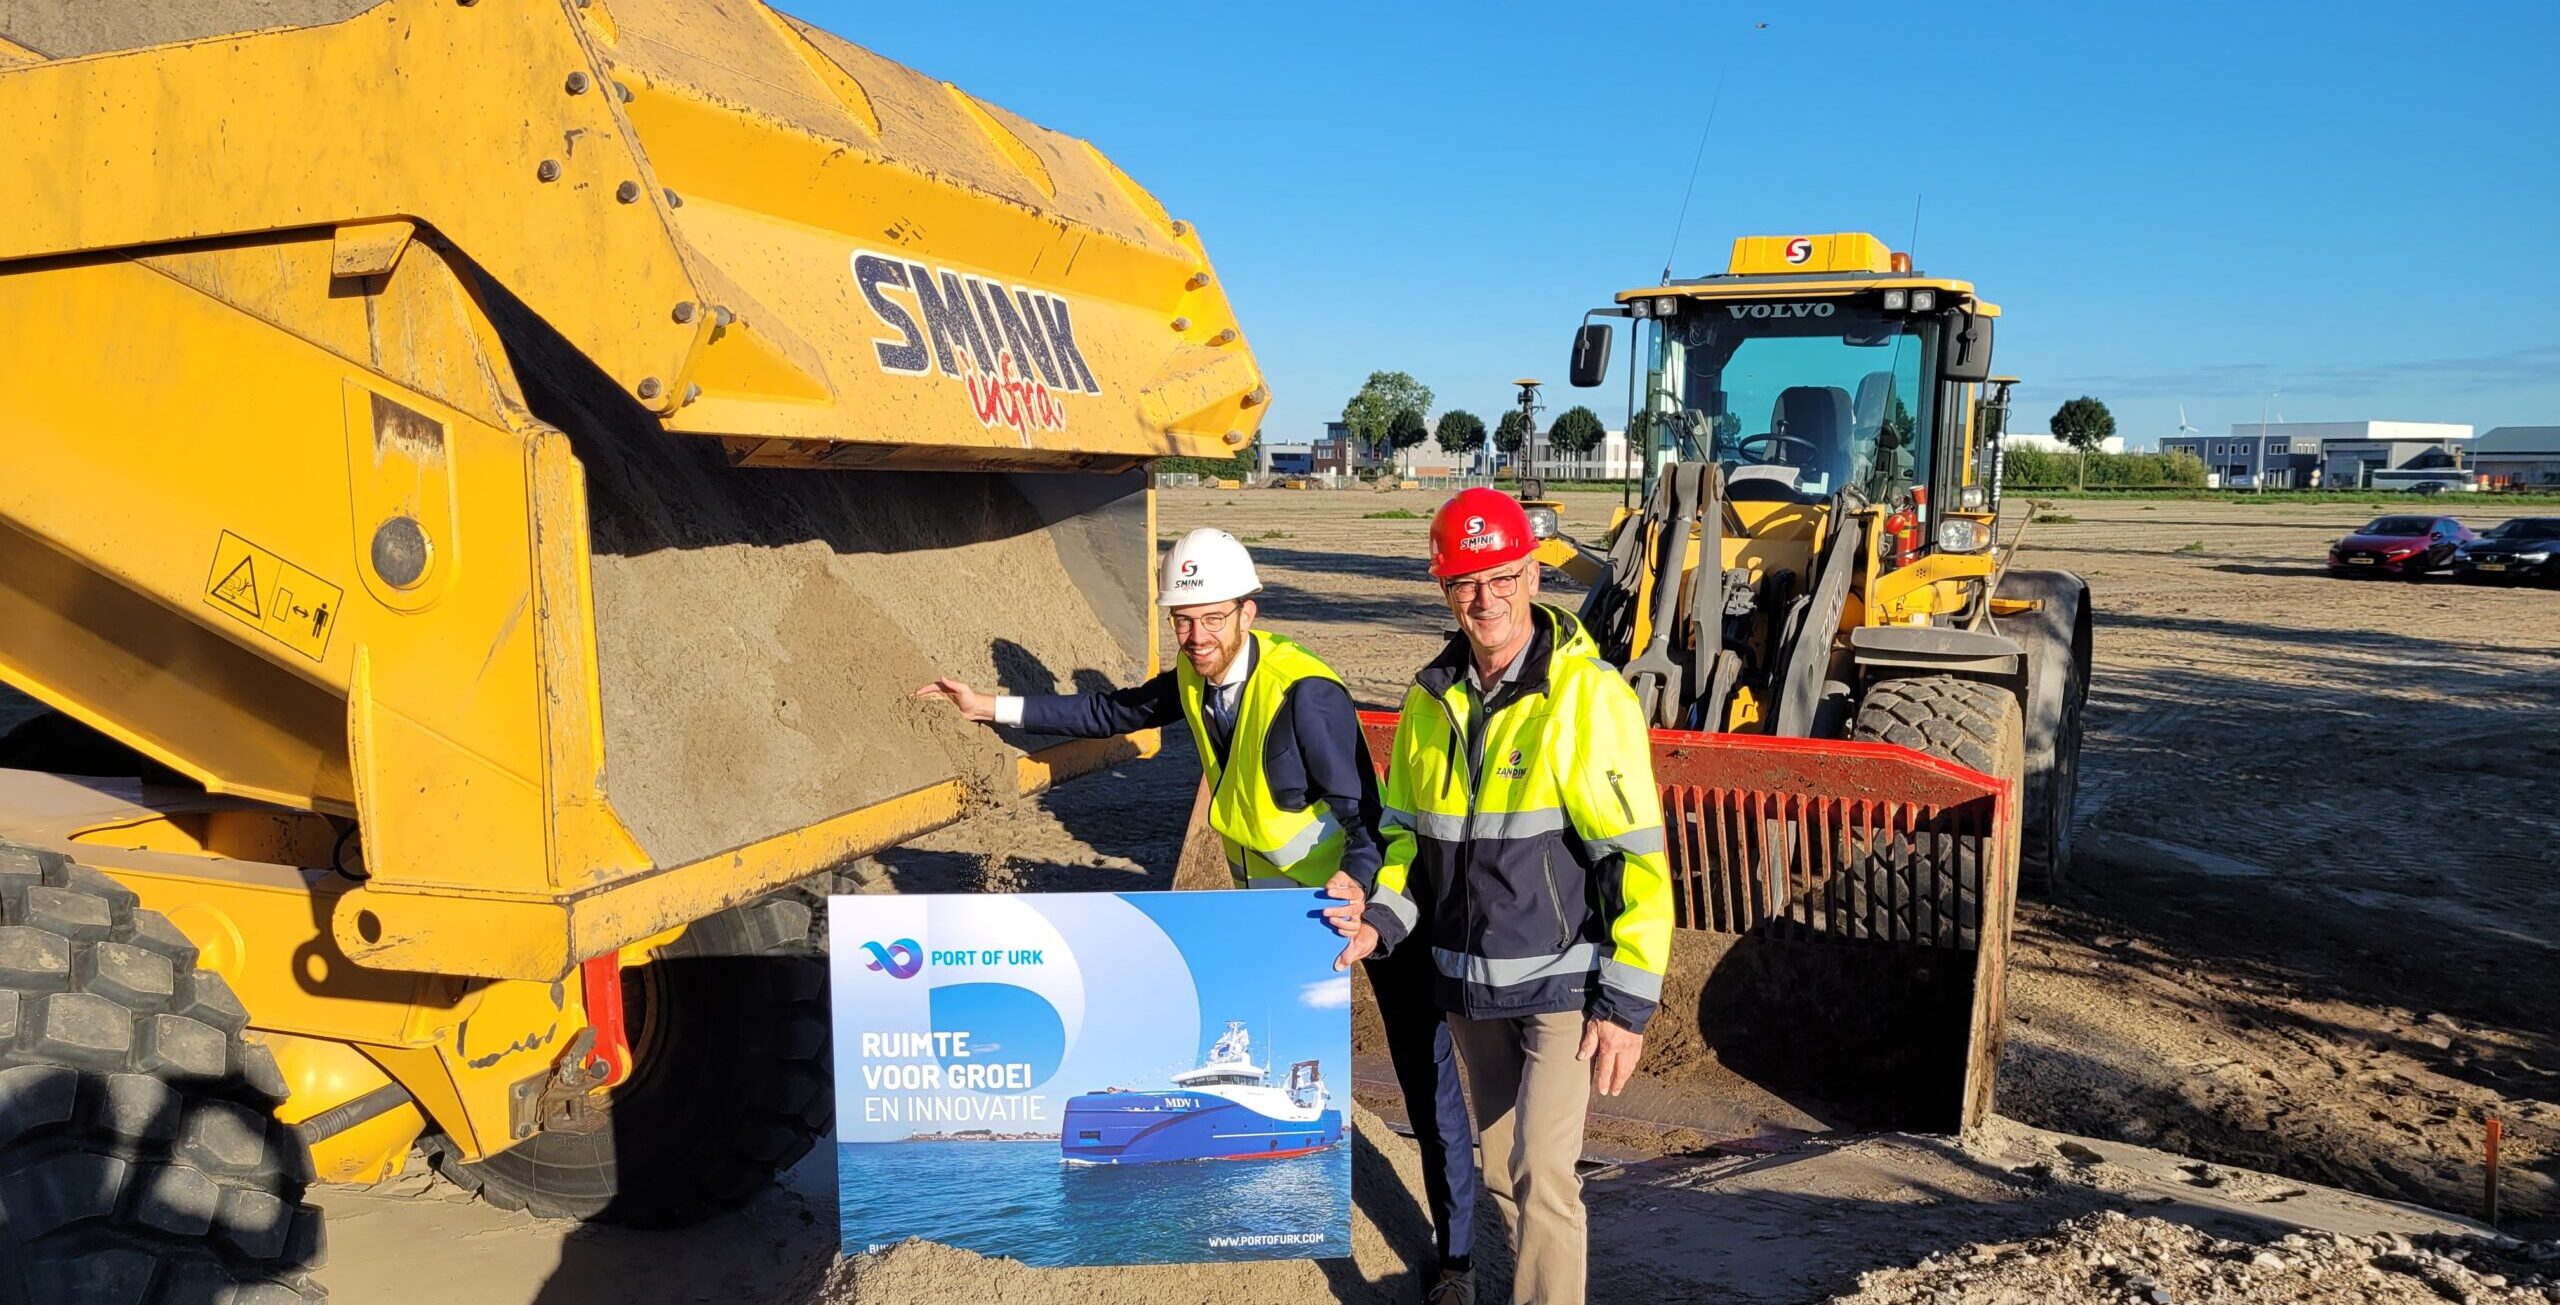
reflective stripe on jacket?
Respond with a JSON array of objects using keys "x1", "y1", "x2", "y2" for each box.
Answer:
[
  {"x1": 1179, "y1": 629, "x2": 1352, "y2": 888},
  {"x1": 1369, "y1": 604, "x2": 1673, "y2": 1032}
]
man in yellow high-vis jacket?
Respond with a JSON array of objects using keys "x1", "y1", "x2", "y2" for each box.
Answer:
[
  {"x1": 921, "y1": 527, "x2": 1484, "y2": 1302},
  {"x1": 1337, "y1": 489, "x2": 1674, "y2": 1305}
]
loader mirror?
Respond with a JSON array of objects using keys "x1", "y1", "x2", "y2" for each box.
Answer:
[
  {"x1": 1941, "y1": 310, "x2": 1995, "y2": 382},
  {"x1": 1568, "y1": 324, "x2": 1613, "y2": 387}
]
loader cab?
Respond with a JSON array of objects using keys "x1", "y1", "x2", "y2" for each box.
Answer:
[{"x1": 1577, "y1": 234, "x2": 2000, "y2": 526}]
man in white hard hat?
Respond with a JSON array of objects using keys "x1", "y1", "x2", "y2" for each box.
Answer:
[{"x1": 918, "y1": 526, "x2": 1483, "y2": 1302}]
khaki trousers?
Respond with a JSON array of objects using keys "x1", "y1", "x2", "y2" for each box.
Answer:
[{"x1": 1448, "y1": 1010, "x2": 1591, "y2": 1305}]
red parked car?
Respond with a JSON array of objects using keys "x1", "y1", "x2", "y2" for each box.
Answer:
[{"x1": 2327, "y1": 514, "x2": 2474, "y2": 577}]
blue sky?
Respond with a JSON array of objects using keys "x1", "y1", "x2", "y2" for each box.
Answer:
[
  {"x1": 1127, "y1": 890, "x2": 1352, "y2": 1081},
  {"x1": 802, "y1": 2, "x2": 2559, "y2": 447}
]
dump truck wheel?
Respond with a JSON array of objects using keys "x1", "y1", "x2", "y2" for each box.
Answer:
[
  {"x1": 425, "y1": 896, "x2": 829, "y2": 1229},
  {"x1": 1833, "y1": 677, "x2": 2026, "y2": 946},
  {"x1": 0, "y1": 842, "x2": 325, "y2": 1304}
]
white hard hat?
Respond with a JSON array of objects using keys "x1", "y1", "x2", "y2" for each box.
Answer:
[{"x1": 1158, "y1": 528, "x2": 1262, "y2": 607}]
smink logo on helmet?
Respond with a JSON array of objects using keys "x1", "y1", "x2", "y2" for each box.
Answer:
[
  {"x1": 860, "y1": 938, "x2": 925, "y2": 980},
  {"x1": 1465, "y1": 515, "x2": 1487, "y2": 536},
  {"x1": 1784, "y1": 237, "x2": 1813, "y2": 264},
  {"x1": 850, "y1": 250, "x2": 1104, "y2": 439}
]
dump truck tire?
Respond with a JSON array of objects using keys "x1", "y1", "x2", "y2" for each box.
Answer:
[
  {"x1": 425, "y1": 896, "x2": 829, "y2": 1229},
  {"x1": 1834, "y1": 677, "x2": 2026, "y2": 946},
  {"x1": 0, "y1": 842, "x2": 325, "y2": 1304}
]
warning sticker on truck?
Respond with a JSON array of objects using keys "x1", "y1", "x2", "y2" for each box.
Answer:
[{"x1": 204, "y1": 531, "x2": 342, "y2": 662}]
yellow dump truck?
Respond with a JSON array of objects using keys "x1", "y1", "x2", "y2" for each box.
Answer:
[{"x1": 0, "y1": 1, "x2": 1262, "y2": 1295}]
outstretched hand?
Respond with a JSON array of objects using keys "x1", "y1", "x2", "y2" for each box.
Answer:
[{"x1": 914, "y1": 677, "x2": 997, "y2": 723}]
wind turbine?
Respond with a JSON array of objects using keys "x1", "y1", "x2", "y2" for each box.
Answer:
[{"x1": 2177, "y1": 405, "x2": 2201, "y2": 438}]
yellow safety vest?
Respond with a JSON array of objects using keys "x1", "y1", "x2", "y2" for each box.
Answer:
[{"x1": 1177, "y1": 630, "x2": 1350, "y2": 889}]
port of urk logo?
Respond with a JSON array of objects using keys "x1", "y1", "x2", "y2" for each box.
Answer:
[{"x1": 861, "y1": 938, "x2": 924, "y2": 979}]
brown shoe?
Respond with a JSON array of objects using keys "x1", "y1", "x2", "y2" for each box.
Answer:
[{"x1": 1425, "y1": 1265, "x2": 1474, "y2": 1305}]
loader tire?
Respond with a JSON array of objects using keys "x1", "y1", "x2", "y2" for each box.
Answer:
[
  {"x1": 2018, "y1": 648, "x2": 2087, "y2": 894},
  {"x1": 1833, "y1": 677, "x2": 2026, "y2": 947},
  {"x1": 0, "y1": 842, "x2": 325, "y2": 1304},
  {"x1": 424, "y1": 895, "x2": 829, "y2": 1229}
]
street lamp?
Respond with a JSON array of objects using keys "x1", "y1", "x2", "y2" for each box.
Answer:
[
  {"x1": 1512, "y1": 378, "x2": 1544, "y2": 490},
  {"x1": 2256, "y1": 391, "x2": 2280, "y2": 493}
]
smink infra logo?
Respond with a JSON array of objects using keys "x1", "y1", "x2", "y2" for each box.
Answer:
[{"x1": 861, "y1": 938, "x2": 924, "y2": 980}]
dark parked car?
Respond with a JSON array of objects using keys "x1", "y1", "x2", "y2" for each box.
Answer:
[
  {"x1": 2327, "y1": 515, "x2": 2474, "y2": 578},
  {"x1": 2450, "y1": 517, "x2": 2560, "y2": 585}
]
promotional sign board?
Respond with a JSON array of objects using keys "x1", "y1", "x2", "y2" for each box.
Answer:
[{"x1": 830, "y1": 890, "x2": 1354, "y2": 1266}]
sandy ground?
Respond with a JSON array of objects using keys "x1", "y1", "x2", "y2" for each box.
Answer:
[
  {"x1": 882, "y1": 487, "x2": 2560, "y2": 1232},
  {"x1": 9, "y1": 487, "x2": 2557, "y2": 1301},
  {"x1": 311, "y1": 1097, "x2": 2519, "y2": 1305}
]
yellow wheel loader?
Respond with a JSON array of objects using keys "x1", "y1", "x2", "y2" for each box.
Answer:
[
  {"x1": 1552, "y1": 232, "x2": 2090, "y2": 895},
  {"x1": 0, "y1": 2, "x2": 1265, "y2": 1296},
  {"x1": 1340, "y1": 234, "x2": 2088, "y2": 1154}
]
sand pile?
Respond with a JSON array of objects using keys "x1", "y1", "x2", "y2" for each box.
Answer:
[
  {"x1": 789, "y1": 1104, "x2": 1494, "y2": 1305},
  {"x1": 574, "y1": 417, "x2": 1150, "y2": 868},
  {"x1": 1833, "y1": 1209, "x2": 2557, "y2": 1305}
]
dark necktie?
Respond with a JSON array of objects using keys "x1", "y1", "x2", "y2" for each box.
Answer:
[{"x1": 1206, "y1": 683, "x2": 1238, "y2": 757}]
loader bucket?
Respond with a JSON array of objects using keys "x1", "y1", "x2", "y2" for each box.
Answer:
[
  {"x1": 1358, "y1": 714, "x2": 2015, "y2": 1138},
  {"x1": 0, "y1": 0, "x2": 1264, "y2": 979}
]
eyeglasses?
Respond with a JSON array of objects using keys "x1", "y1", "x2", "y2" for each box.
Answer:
[
  {"x1": 1170, "y1": 602, "x2": 1245, "y2": 637},
  {"x1": 1440, "y1": 569, "x2": 1528, "y2": 603}
]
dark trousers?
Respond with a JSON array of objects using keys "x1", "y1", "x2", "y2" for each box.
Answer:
[{"x1": 1366, "y1": 940, "x2": 1478, "y2": 1262}]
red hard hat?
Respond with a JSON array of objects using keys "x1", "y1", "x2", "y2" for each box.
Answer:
[{"x1": 1429, "y1": 487, "x2": 1536, "y2": 578}]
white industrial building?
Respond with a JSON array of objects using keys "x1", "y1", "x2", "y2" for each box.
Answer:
[
  {"x1": 2161, "y1": 421, "x2": 2471, "y2": 489},
  {"x1": 2004, "y1": 429, "x2": 2127, "y2": 456}
]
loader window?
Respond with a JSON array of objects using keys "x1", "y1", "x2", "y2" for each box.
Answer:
[{"x1": 1641, "y1": 301, "x2": 1936, "y2": 503}]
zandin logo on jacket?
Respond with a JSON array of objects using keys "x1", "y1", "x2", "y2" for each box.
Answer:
[{"x1": 851, "y1": 251, "x2": 1104, "y2": 439}]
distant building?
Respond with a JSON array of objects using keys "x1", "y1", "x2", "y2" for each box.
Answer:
[
  {"x1": 2472, "y1": 426, "x2": 2560, "y2": 489},
  {"x1": 1395, "y1": 445, "x2": 1469, "y2": 476},
  {"x1": 1258, "y1": 441, "x2": 1313, "y2": 477},
  {"x1": 1320, "y1": 421, "x2": 1367, "y2": 473},
  {"x1": 2160, "y1": 421, "x2": 2471, "y2": 489},
  {"x1": 1528, "y1": 430, "x2": 1641, "y2": 481},
  {"x1": 2004, "y1": 429, "x2": 2127, "y2": 456},
  {"x1": 1311, "y1": 433, "x2": 1356, "y2": 475}
]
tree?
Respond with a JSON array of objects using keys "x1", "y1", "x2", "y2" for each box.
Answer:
[
  {"x1": 1341, "y1": 371, "x2": 1434, "y2": 460},
  {"x1": 1434, "y1": 409, "x2": 1486, "y2": 454},
  {"x1": 2049, "y1": 396, "x2": 2116, "y2": 491},
  {"x1": 1548, "y1": 405, "x2": 1606, "y2": 457},
  {"x1": 1495, "y1": 409, "x2": 1533, "y2": 457},
  {"x1": 1387, "y1": 407, "x2": 1430, "y2": 453}
]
